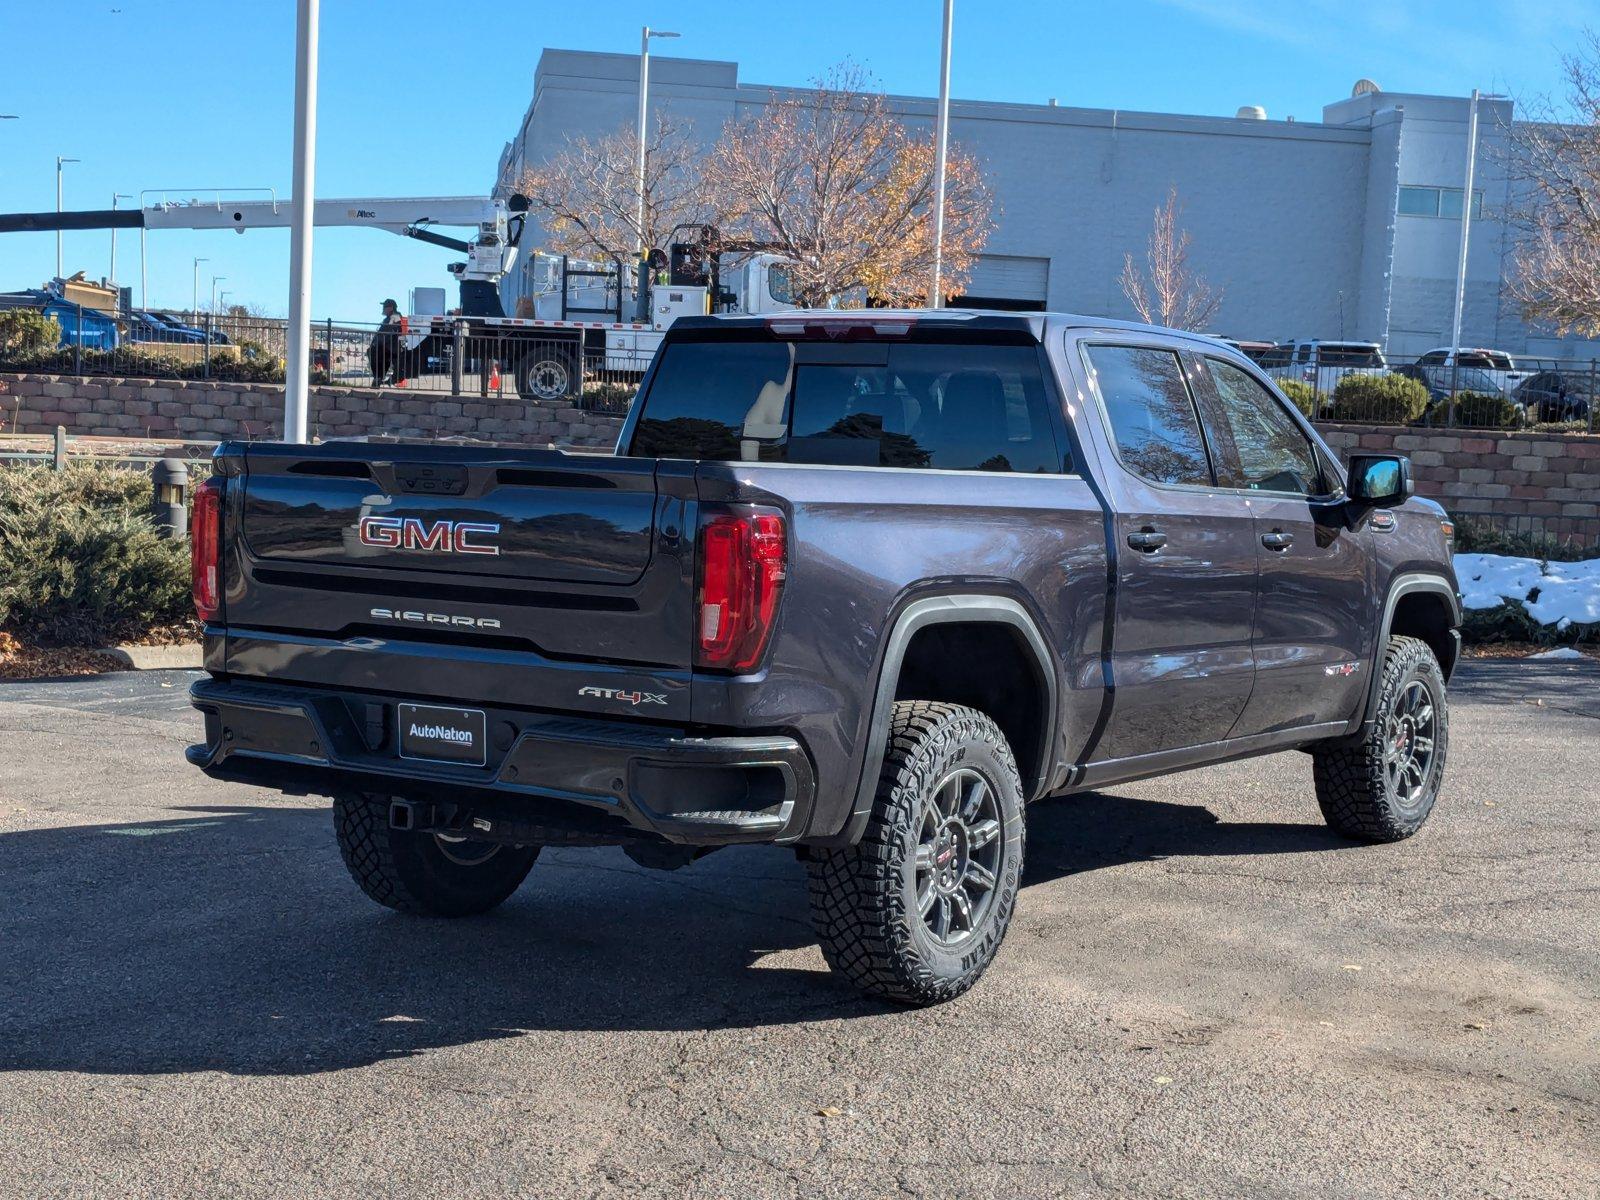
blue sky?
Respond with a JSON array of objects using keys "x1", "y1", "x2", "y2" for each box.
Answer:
[{"x1": 1, "y1": 0, "x2": 1593, "y2": 319}]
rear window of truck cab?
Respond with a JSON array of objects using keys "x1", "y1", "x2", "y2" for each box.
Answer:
[{"x1": 628, "y1": 336, "x2": 1067, "y2": 473}]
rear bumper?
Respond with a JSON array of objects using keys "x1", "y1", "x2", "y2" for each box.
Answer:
[{"x1": 187, "y1": 677, "x2": 815, "y2": 846}]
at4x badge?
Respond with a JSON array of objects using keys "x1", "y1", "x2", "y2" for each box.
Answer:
[
  {"x1": 1324, "y1": 661, "x2": 1361, "y2": 678},
  {"x1": 579, "y1": 686, "x2": 667, "y2": 707}
]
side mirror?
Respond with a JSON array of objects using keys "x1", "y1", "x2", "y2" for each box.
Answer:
[{"x1": 1347, "y1": 453, "x2": 1413, "y2": 507}]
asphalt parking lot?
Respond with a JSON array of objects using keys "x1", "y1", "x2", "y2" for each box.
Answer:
[{"x1": 0, "y1": 662, "x2": 1595, "y2": 1199}]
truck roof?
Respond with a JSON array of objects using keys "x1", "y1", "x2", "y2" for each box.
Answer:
[{"x1": 671, "y1": 308, "x2": 1235, "y2": 352}]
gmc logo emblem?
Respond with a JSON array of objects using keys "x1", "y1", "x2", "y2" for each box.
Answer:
[{"x1": 357, "y1": 516, "x2": 501, "y2": 556}]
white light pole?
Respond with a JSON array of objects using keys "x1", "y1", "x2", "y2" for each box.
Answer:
[
  {"x1": 1447, "y1": 89, "x2": 1481, "y2": 364},
  {"x1": 927, "y1": 0, "x2": 954, "y2": 309},
  {"x1": 110, "y1": 192, "x2": 131, "y2": 289},
  {"x1": 211, "y1": 274, "x2": 227, "y2": 314},
  {"x1": 635, "y1": 26, "x2": 680, "y2": 256},
  {"x1": 192, "y1": 257, "x2": 209, "y2": 320},
  {"x1": 55, "y1": 156, "x2": 79, "y2": 280},
  {"x1": 140, "y1": 227, "x2": 149, "y2": 310},
  {"x1": 284, "y1": 0, "x2": 320, "y2": 443}
]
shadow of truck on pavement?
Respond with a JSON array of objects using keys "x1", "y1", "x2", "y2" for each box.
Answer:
[{"x1": 0, "y1": 793, "x2": 1352, "y2": 1077}]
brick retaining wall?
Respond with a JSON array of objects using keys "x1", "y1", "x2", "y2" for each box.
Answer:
[
  {"x1": 0, "y1": 373, "x2": 623, "y2": 450},
  {"x1": 1314, "y1": 423, "x2": 1600, "y2": 520},
  {"x1": 1, "y1": 374, "x2": 1595, "y2": 521}
]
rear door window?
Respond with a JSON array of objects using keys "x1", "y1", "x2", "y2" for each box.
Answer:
[
  {"x1": 630, "y1": 338, "x2": 1066, "y2": 473},
  {"x1": 1083, "y1": 344, "x2": 1212, "y2": 487}
]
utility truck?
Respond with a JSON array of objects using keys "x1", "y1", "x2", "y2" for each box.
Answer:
[{"x1": 0, "y1": 195, "x2": 799, "y2": 399}]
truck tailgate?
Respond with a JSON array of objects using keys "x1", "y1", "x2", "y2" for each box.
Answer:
[{"x1": 220, "y1": 443, "x2": 696, "y2": 700}]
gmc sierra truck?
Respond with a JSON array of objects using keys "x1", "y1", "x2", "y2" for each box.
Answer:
[{"x1": 187, "y1": 311, "x2": 1460, "y2": 1006}]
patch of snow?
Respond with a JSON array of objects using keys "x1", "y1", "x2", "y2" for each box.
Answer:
[
  {"x1": 1454, "y1": 553, "x2": 1600, "y2": 628},
  {"x1": 1527, "y1": 647, "x2": 1587, "y2": 660}
]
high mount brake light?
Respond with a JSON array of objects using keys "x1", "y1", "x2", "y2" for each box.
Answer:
[
  {"x1": 765, "y1": 318, "x2": 918, "y2": 339},
  {"x1": 695, "y1": 508, "x2": 787, "y2": 671},
  {"x1": 191, "y1": 477, "x2": 223, "y2": 622}
]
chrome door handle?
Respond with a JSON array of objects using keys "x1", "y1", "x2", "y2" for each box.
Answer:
[{"x1": 1261, "y1": 530, "x2": 1295, "y2": 551}]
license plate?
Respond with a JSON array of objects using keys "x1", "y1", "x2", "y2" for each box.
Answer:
[{"x1": 397, "y1": 704, "x2": 487, "y2": 766}]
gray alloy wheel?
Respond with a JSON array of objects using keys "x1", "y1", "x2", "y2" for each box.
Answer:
[
  {"x1": 431, "y1": 833, "x2": 502, "y2": 868},
  {"x1": 915, "y1": 767, "x2": 1007, "y2": 946},
  {"x1": 1383, "y1": 679, "x2": 1439, "y2": 814}
]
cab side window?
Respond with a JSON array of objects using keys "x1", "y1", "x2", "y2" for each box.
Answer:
[
  {"x1": 1084, "y1": 345, "x2": 1212, "y2": 486},
  {"x1": 1203, "y1": 358, "x2": 1327, "y2": 496}
]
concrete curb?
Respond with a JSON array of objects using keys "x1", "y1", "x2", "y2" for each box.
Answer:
[{"x1": 99, "y1": 643, "x2": 203, "y2": 670}]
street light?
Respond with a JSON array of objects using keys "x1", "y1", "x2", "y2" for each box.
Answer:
[
  {"x1": 55, "y1": 156, "x2": 79, "y2": 280},
  {"x1": 110, "y1": 192, "x2": 131, "y2": 289},
  {"x1": 192, "y1": 257, "x2": 209, "y2": 320},
  {"x1": 211, "y1": 274, "x2": 227, "y2": 314},
  {"x1": 635, "y1": 26, "x2": 680, "y2": 257}
]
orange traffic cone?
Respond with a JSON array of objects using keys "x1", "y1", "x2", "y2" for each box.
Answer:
[{"x1": 488, "y1": 362, "x2": 501, "y2": 391}]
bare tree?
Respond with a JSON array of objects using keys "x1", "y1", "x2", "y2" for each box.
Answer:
[
  {"x1": 1505, "y1": 33, "x2": 1600, "y2": 336},
  {"x1": 516, "y1": 113, "x2": 720, "y2": 260},
  {"x1": 706, "y1": 63, "x2": 993, "y2": 307},
  {"x1": 1118, "y1": 186, "x2": 1222, "y2": 331}
]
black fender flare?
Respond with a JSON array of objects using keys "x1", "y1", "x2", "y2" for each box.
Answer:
[
  {"x1": 1351, "y1": 572, "x2": 1462, "y2": 733},
  {"x1": 838, "y1": 593, "x2": 1058, "y2": 846}
]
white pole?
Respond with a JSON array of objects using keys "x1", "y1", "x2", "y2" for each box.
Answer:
[
  {"x1": 1448, "y1": 89, "x2": 1480, "y2": 361},
  {"x1": 140, "y1": 227, "x2": 147, "y2": 309},
  {"x1": 927, "y1": 0, "x2": 954, "y2": 309},
  {"x1": 192, "y1": 257, "x2": 207, "y2": 320},
  {"x1": 55, "y1": 158, "x2": 62, "y2": 278},
  {"x1": 635, "y1": 27, "x2": 650, "y2": 257},
  {"x1": 284, "y1": 0, "x2": 320, "y2": 443}
]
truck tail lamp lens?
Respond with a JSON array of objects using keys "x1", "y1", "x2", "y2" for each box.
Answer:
[
  {"x1": 191, "y1": 477, "x2": 223, "y2": 622},
  {"x1": 696, "y1": 509, "x2": 786, "y2": 671}
]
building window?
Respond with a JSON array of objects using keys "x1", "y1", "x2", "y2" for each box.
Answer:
[{"x1": 1398, "y1": 185, "x2": 1484, "y2": 219}]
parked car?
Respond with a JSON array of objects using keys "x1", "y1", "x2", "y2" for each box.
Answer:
[
  {"x1": 1513, "y1": 370, "x2": 1592, "y2": 425},
  {"x1": 185, "y1": 310, "x2": 1461, "y2": 1006},
  {"x1": 144, "y1": 311, "x2": 219, "y2": 343},
  {"x1": 1412, "y1": 347, "x2": 1532, "y2": 397},
  {"x1": 1393, "y1": 363, "x2": 1507, "y2": 412},
  {"x1": 1216, "y1": 337, "x2": 1277, "y2": 363},
  {"x1": 127, "y1": 310, "x2": 201, "y2": 344},
  {"x1": 1264, "y1": 340, "x2": 1387, "y2": 396}
]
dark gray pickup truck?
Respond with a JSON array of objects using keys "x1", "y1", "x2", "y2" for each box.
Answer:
[{"x1": 187, "y1": 311, "x2": 1460, "y2": 1005}]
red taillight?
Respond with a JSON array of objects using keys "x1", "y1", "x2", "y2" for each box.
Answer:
[
  {"x1": 695, "y1": 509, "x2": 786, "y2": 671},
  {"x1": 191, "y1": 477, "x2": 223, "y2": 622}
]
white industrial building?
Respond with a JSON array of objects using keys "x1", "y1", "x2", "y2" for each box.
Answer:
[{"x1": 499, "y1": 48, "x2": 1597, "y2": 361}]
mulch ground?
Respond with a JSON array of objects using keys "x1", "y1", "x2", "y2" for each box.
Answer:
[
  {"x1": 0, "y1": 623, "x2": 198, "y2": 681},
  {"x1": 0, "y1": 646, "x2": 127, "y2": 681}
]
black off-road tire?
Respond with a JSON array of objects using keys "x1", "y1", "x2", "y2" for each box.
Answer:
[
  {"x1": 333, "y1": 793, "x2": 539, "y2": 917},
  {"x1": 1312, "y1": 635, "x2": 1449, "y2": 842},
  {"x1": 807, "y1": 701, "x2": 1026, "y2": 1006}
]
